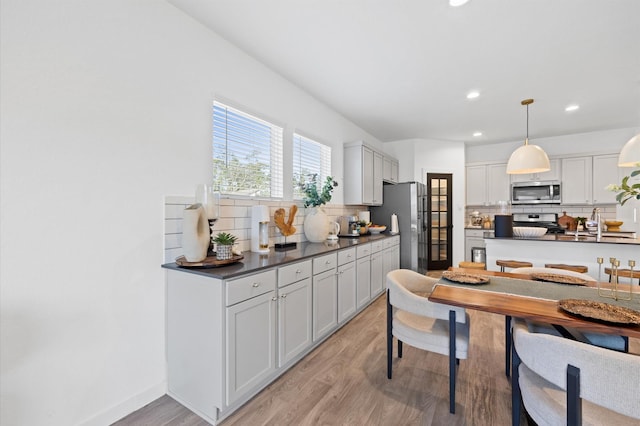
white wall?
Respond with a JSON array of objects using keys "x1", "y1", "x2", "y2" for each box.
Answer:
[
  {"x1": 0, "y1": 1, "x2": 380, "y2": 425},
  {"x1": 466, "y1": 127, "x2": 639, "y2": 164},
  {"x1": 384, "y1": 139, "x2": 467, "y2": 266}
]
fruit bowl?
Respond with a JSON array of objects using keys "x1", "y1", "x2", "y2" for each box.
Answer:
[
  {"x1": 605, "y1": 220, "x2": 623, "y2": 232},
  {"x1": 513, "y1": 226, "x2": 547, "y2": 238},
  {"x1": 368, "y1": 225, "x2": 387, "y2": 234}
]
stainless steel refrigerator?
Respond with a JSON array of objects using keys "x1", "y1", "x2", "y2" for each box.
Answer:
[{"x1": 370, "y1": 182, "x2": 427, "y2": 273}]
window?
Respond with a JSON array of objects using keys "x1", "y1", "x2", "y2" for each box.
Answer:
[
  {"x1": 292, "y1": 133, "x2": 332, "y2": 199},
  {"x1": 213, "y1": 101, "x2": 283, "y2": 198}
]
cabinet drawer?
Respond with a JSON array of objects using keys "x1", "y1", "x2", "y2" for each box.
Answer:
[
  {"x1": 313, "y1": 253, "x2": 337, "y2": 274},
  {"x1": 383, "y1": 236, "x2": 399, "y2": 249},
  {"x1": 466, "y1": 229, "x2": 485, "y2": 238},
  {"x1": 356, "y1": 243, "x2": 372, "y2": 259},
  {"x1": 370, "y1": 241, "x2": 383, "y2": 253},
  {"x1": 337, "y1": 248, "x2": 356, "y2": 266},
  {"x1": 278, "y1": 260, "x2": 312, "y2": 288},
  {"x1": 226, "y1": 269, "x2": 276, "y2": 306}
]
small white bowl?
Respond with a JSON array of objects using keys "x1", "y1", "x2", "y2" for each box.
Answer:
[{"x1": 513, "y1": 226, "x2": 547, "y2": 238}]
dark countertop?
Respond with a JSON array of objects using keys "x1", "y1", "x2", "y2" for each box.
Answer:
[
  {"x1": 485, "y1": 234, "x2": 640, "y2": 245},
  {"x1": 162, "y1": 233, "x2": 399, "y2": 279}
]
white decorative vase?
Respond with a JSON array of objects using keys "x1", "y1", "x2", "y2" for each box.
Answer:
[
  {"x1": 182, "y1": 204, "x2": 210, "y2": 262},
  {"x1": 303, "y1": 207, "x2": 329, "y2": 243}
]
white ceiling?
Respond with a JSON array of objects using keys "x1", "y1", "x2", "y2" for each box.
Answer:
[{"x1": 169, "y1": 0, "x2": 640, "y2": 145}]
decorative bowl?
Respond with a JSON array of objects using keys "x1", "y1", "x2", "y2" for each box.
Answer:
[
  {"x1": 368, "y1": 225, "x2": 387, "y2": 234},
  {"x1": 605, "y1": 220, "x2": 623, "y2": 231},
  {"x1": 513, "y1": 226, "x2": 547, "y2": 238}
]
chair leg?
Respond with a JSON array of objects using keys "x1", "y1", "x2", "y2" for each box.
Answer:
[
  {"x1": 511, "y1": 338, "x2": 521, "y2": 426},
  {"x1": 398, "y1": 340, "x2": 403, "y2": 358},
  {"x1": 387, "y1": 290, "x2": 392, "y2": 379},
  {"x1": 449, "y1": 310, "x2": 456, "y2": 414},
  {"x1": 567, "y1": 365, "x2": 582, "y2": 426},
  {"x1": 505, "y1": 315, "x2": 512, "y2": 377}
]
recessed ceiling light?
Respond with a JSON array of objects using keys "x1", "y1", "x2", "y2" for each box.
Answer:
[
  {"x1": 473, "y1": 132, "x2": 482, "y2": 137},
  {"x1": 450, "y1": 0, "x2": 470, "y2": 6},
  {"x1": 565, "y1": 104, "x2": 580, "y2": 112},
  {"x1": 466, "y1": 91, "x2": 480, "y2": 99}
]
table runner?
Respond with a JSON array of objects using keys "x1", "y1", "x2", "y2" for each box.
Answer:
[{"x1": 436, "y1": 275, "x2": 640, "y2": 312}]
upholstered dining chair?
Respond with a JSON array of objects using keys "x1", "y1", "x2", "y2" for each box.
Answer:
[
  {"x1": 386, "y1": 269, "x2": 470, "y2": 414},
  {"x1": 510, "y1": 267, "x2": 628, "y2": 353},
  {"x1": 511, "y1": 319, "x2": 640, "y2": 425}
]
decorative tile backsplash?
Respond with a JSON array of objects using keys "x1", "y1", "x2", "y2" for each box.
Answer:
[{"x1": 164, "y1": 195, "x2": 366, "y2": 263}]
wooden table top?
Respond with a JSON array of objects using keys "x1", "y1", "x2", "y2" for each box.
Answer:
[{"x1": 428, "y1": 268, "x2": 640, "y2": 339}]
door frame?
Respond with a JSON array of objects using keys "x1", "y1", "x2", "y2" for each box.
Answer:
[{"x1": 426, "y1": 173, "x2": 453, "y2": 271}]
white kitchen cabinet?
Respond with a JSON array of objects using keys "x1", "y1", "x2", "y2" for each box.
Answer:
[
  {"x1": 373, "y1": 152, "x2": 383, "y2": 204},
  {"x1": 278, "y1": 277, "x2": 312, "y2": 367},
  {"x1": 356, "y1": 244, "x2": 372, "y2": 308},
  {"x1": 562, "y1": 156, "x2": 593, "y2": 204},
  {"x1": 312, "y1": 268, "x2": 338, "y2": 342},
  {"x1": 466, "y1": 163, "x2": 509, "y2": 206},
  {"x1": 383, "y1": 155, "x2": 399, "y2": 184},
  {"x1": 343, "y1": 141, "x2": 388, "y2": 205},
  {"x1": 487, "y1": 163, "x2": 510, "y2": 204},
  {"x1": 592, "y1": 154, "x2": 620, "y2": 204},
  {"x1": 337, "y1": 247, "x2": 357, "y2": 323},
  {"x1": 226, "y1": 289, "x2": 277, "y2": 406},
  {"x1": 369, "y1": 240, "x2": 384, "y2": 297},
  {"x1": 509, "y1": 159, "x2": 561, "y2": 183},
  {"x1": 382, "y1": 236, "x2": 400, "y2": 283}
]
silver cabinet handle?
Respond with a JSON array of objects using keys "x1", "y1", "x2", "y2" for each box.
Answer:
[
  {"x1": 281, "y1": 294, "x2": 287, "y2": 298},
  {"x1": 295, "y1": 269, "x2": 301, "y2": 274},
  {"x1": 325, "y1": 260, "x2": 331, "y2": 265},
  {"x1": 347, "y1": 254, "x2": 352, "y2": 258},
  {"x1": 271, "y1": 297, "x2": 277, "y2": 301},
  {"x1": 252, "y1": 283, "x2": 260, "y2": 288}
]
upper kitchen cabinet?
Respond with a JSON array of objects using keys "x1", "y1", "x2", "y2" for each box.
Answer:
[
  {"x1": 561, "y1": 156, "x2": 593, "y2": 204},
  {"x1": 510, "y1": 159, "x2": 561, "y2": 183},
  {"x1": 344, "y1": 141, "x2": 389, "y2": 205},
  {"x1": 383, "y1": 155, "x2": 399, "y2": 184},
  {"x1": 465, "y1": 163, "x2": 509, "y2": 206},
  {"x1": 592, "y1": 154, "x2": 620, "y2": 204}
]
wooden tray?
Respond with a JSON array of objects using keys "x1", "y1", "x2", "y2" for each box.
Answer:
[
  {"x1": 175, "y1": 254, "x2": 244, "y2": 268},
  {"x1": 442, "y1": 271, "x2": 490, "y2": 285},
  {"x1": 531, "y1": 273, "x2": 588, "y2": 286},
  {"x1": 559, "y1": 299, "x2": 640, "y2": 325}
]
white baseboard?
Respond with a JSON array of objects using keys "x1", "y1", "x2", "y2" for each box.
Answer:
[{"x1": 78, "y1": 381, "x2": 167, "y2": 426}]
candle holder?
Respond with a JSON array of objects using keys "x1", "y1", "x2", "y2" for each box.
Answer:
[{"x1": 597, "y1": 257, "x2": 633, "y2": 301}]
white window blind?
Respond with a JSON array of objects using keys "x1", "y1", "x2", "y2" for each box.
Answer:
[
  {"x1": 213, "y1": 101, "x2": 283, "y2": 198},
  {"x1": 292, "y1": 133, "x2": 332, "y2": 199}
]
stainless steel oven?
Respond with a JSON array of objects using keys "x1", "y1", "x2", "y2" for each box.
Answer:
[{"x1": 511, "y1": 181, "x2": 561, "y2": 204}]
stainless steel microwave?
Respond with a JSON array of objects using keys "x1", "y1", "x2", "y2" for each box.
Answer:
[{"x1": 511, "y1": 181, "x2": 561, "y2": 204}]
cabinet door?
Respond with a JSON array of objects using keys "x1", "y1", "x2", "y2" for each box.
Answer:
[
  {"x1": 383, "y1": 156, "x2": 392, "y2": 182},
  {"x1": 391, "y1": 160, "x2": 399, "y2": 183},
  {"x1": 592, "y1": 154, "x2": 619, "y2": 204},
  {"x1": 486, "y1": 163, "x2": 509, "y2": 205},
  {"x1": 356, "y1": 256, "x2": 371, "y2": 308},
  {"x1": 562, "y1": 157, "x2": 593, "y2": 204},
  {"x1": 370, "y1": 251, "x2": 384, "y2": 297},
  {"x1": 362, "y1": 147, "x2": 374, "y2": 204},
  {"x1": 312, "y1": 268, "x2": 338, "y2": 341},
  {"x1": 226, "y1": 291, "x2": 277, "y2": 405},
  {"x1": 465, "y1": 237, "x2": 485, "y2": 262},
  {"x1": 278, "y1": 278, "x2": 312, "y2": 367},
  {"x1": 373, "y1": 152, "x2": 384, "y2": 205},
  {"x1": 510, "y1": 159, "x2": 561, "y2": 182},
  {"x1": 337, "y1": 261, "x2": 357, "y2": 323},
  {"x1": 466, "y1": 165, "x2": 487, "y2": 206}
]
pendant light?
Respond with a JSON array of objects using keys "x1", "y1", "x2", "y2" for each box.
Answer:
[
  {"x1": 506, "y1": 99, "x2": 551, "y2": 174},
  {"x1": 618, "y1": 133, "x2": 640, "y2": 167}
]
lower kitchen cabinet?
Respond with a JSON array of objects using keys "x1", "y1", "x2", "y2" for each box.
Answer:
[
  {"x1": 278, "y1": 278, "x2": 312, "y2": 367},
  {"x1": 312, "y1": 268, "x2": 338, "y2": 342},
  {"x1": 382, "y1": 236, "x2": 400, "y2": 280},
  {"x1": 356, "y1": 244, "x2": 372, "y2": 308},
  {"x1": 337, "y1": 259, "x2": 357, "y2": 324},
  {"x1": 370, "y1": 250, "x2": 384, "y2": 296},
  {"x1": 226, "y1": 289, "x2": 277, "y2": 406}
]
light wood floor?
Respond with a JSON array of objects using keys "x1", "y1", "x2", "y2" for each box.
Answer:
[{"x1": 114, "y1": 276, "x2": 639, "y2": 426}]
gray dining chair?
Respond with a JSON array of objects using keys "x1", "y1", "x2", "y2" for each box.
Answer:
[
  {"x1": 386, "y1": 269, "x2": 470, "y2": 414},
  {"x1": 511, "y1": 318, "x2": 640, "y2": 425}
]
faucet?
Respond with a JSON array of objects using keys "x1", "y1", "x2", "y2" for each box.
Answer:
[{"x1": 592, "y1": 208, "x2": 602, "y2": 242}]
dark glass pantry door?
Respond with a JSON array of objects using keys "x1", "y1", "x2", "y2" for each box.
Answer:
[{"x1": 427, "y1": 173, "x2": 453, "y2": 271}]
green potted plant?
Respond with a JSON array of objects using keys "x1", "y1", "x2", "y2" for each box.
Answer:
[
  {"x1": 575, "y1": 217, "x2": 587, "y2": 231},
  {"x1": 213, "y1": 232, "x2": 237, "y2": 260},
  {"x1": 298, "y1": 175, "x2": 339, "y2": 243}
]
